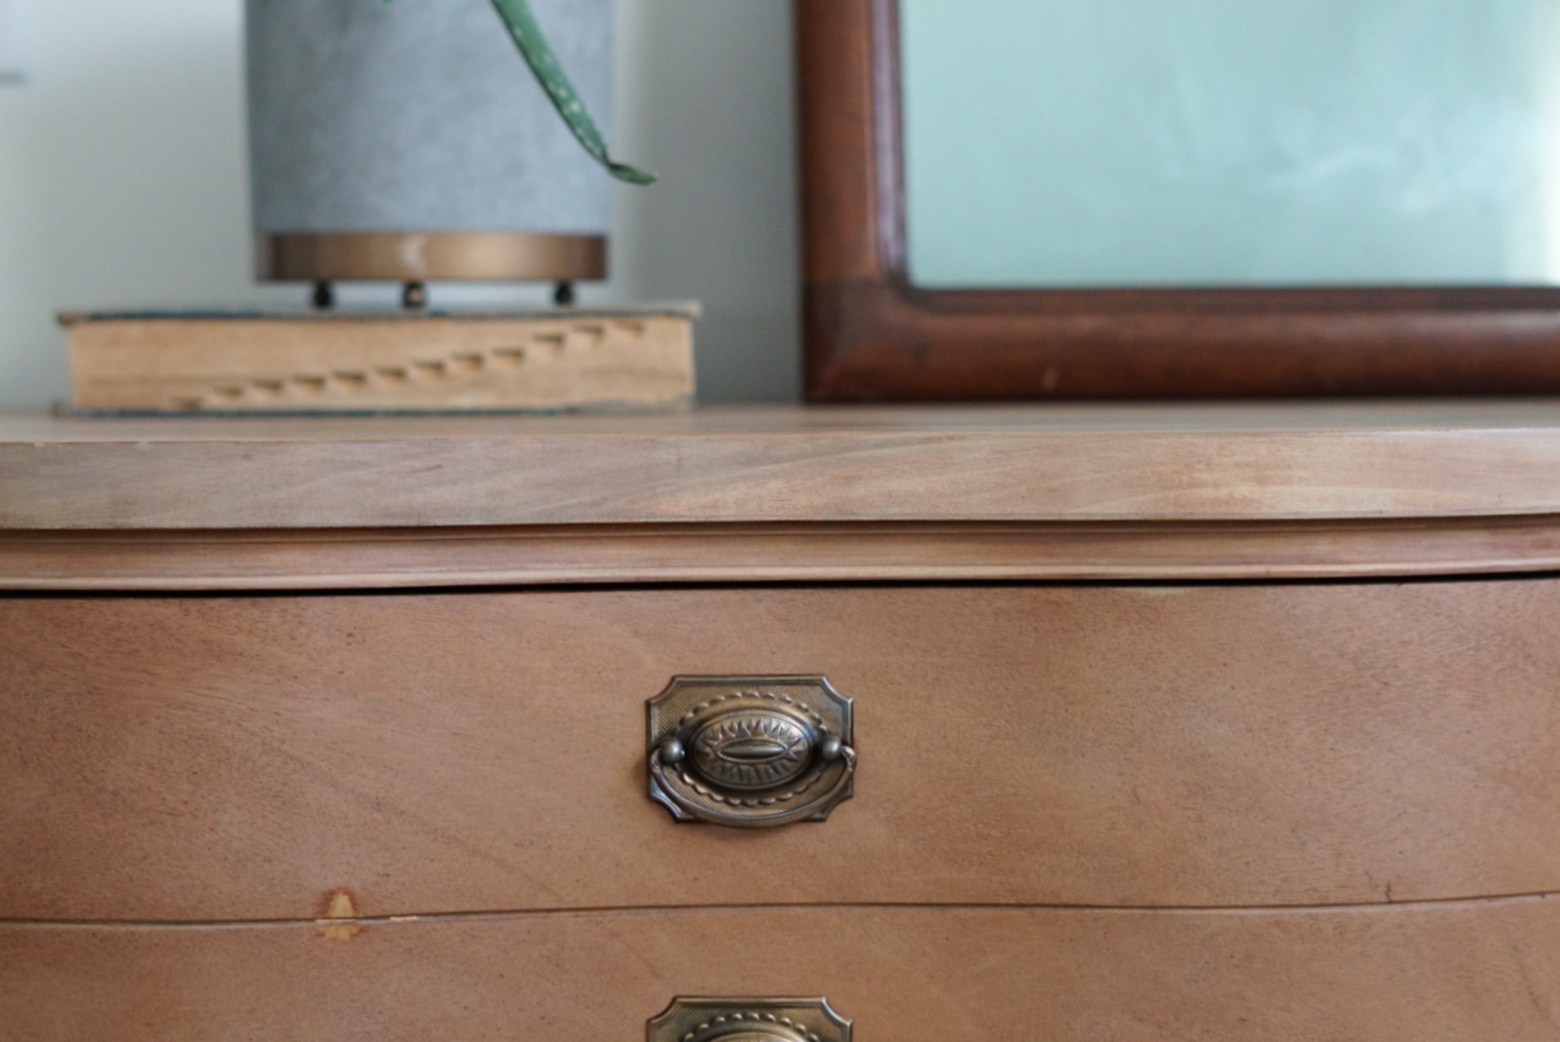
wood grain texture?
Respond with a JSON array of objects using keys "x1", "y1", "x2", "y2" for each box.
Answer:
[
  {"x1": 5, "y1": 901, "x2": 1560, "y2": 1041},
  {"x1": 7, "y1": 517, "x2": 1560, "y2": 589},
  {"x1": 795, "y1": 0, "x2": 1560, "y2": 401},
  {"x1": 65, "y1": 310, "x2": 694, "y2": 413},
  {"x1": 7, "y1": 403, "x2": 1560, "y2": 530},
  {"x1": 7, "y1": 583, "x2": 1560, "y2": 920}
]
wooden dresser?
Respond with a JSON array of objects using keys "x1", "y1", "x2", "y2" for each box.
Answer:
[{"x1": 4, "y1": 403, "x2": 1560, "y2": 1040}]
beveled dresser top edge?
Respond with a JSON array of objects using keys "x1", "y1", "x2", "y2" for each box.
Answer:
[{"x1": 5, "y1": 402, "x2": 1560, "y2": 531}]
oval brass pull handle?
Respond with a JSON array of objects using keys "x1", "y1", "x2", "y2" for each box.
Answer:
[
  {"x1": 648, "y1": 997, "x2": 852, "y2": 1042},
  {"x1": 647, "y1": 676, "x2": 856, "y2": 828}
]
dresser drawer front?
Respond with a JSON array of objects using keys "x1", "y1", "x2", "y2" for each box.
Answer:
[
  {"x1": 4, "y1": 583, "x2": 1559, "y2": 919},
  {"x1": 3, "y1": 902, "x2": 1558, "y2": 1041}
]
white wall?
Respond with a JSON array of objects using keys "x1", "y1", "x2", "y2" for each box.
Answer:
[{"x1": 0, "y1": 0, "x2": 800, "y2": 406}]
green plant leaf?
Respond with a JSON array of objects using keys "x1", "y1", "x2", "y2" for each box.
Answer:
[{"x1": 488, "y1": 0, "x2": 655, "y2": 185}]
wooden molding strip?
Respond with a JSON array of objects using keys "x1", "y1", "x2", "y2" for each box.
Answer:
[{"x1": 4, "y1": 517, "x2": 1560, "y2": 590}]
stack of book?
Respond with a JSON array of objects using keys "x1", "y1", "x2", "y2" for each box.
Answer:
[{"x1": 62, "y1": 304, "x2": 697, "y2": 414}]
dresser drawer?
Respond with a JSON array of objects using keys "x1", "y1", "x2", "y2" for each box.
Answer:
[
  {"x1": 4, "y1": 900, "x2": 1559, "y2": 1041},
  {"x1": 4, "y1": 582, "x2": 1559, "y2": 920}
]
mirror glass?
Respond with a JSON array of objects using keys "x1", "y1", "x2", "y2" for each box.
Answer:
[{"x1": 900, "y1": 0, "x2": 1560, "y2": 288}]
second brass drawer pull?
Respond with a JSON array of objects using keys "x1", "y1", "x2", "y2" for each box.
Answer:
[
  {"x1": 649, "y1": 997, "x2": 851, "y2": 1042},
  {"x1": 647, "y1": 676, "x2": 856, "y2": 828}
]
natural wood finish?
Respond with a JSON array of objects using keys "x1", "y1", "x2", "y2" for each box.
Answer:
[
  {"x1": 63, "y1": 309, "x2": 694, "y2": 413},
  {"x1": 7, "y1": 517, "x2": 1560, "y2": 590},
  {"x1": 7, "y1": 583, "x2": 1560, "y2": 921},
  {"x1": 795, "y1": 0, "x2": 1560, "y2": 400},
  {"x1": 5, "y1": 900, "x2": 1560, "y2": 1040},
  {"x1": 8, "y1": 403, "x2": 1560, "y2": 530},
  {"x1": 5, "y1": 406, "x2": 1558, "y2": 1038}
]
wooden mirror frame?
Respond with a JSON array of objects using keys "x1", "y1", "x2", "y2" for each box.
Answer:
[{"x1": 796, "y1": 0, "x2": 1560, "y2": 401}]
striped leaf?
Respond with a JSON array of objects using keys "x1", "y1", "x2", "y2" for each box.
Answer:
[{"x1": 489, "y1": 0, "x2": 655, "y2": 185}]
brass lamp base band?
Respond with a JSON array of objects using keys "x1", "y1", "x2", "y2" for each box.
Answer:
[{"x1": 258, "y1": 232, "x2": 607, "y2": 282}]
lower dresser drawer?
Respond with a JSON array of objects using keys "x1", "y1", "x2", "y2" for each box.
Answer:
[
  {"x1": 4, "y1": 581, "x2": 1560, "y2": 918},
  {"x1": 3, "y1": 902, "x2": 1559, "y2": 1040}
]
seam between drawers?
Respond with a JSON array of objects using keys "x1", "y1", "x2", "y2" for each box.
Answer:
[{"x1": 3, "y1": 891, "x2": 1556, "y2": 930}]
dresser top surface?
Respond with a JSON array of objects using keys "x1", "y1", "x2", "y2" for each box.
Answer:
[{"x1": 4, "y1": 401, "x2": 1560, "y2": 530}]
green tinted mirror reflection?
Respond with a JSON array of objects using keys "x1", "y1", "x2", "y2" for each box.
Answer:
[{"x1": 900, "y1": 0, "x2": 1560, "y2": 288}]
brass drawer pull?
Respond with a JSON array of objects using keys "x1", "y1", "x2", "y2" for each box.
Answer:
[
  {"x1": 647, "y1": 676, "x2": 856, "y2": 828},
  {"x1": 649, "y1": 997, "x2": 851, "y2": 1042}
]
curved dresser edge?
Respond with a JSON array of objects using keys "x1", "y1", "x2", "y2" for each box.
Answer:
[{"x1": 3, "y1": 516, "x2": 1560, "y2": 590}]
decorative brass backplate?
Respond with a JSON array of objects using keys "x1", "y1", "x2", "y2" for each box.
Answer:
[
  {"x1": 647, "y1": 676, "x2": 855, "y2": 827},
  {"x1": 648, "y1": 997, "x2": 851, "y2": 1042}
]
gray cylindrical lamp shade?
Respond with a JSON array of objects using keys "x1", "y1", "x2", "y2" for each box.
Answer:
[{"x1": 245, "y1": 0, "x2": 614, "y2": 282}]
